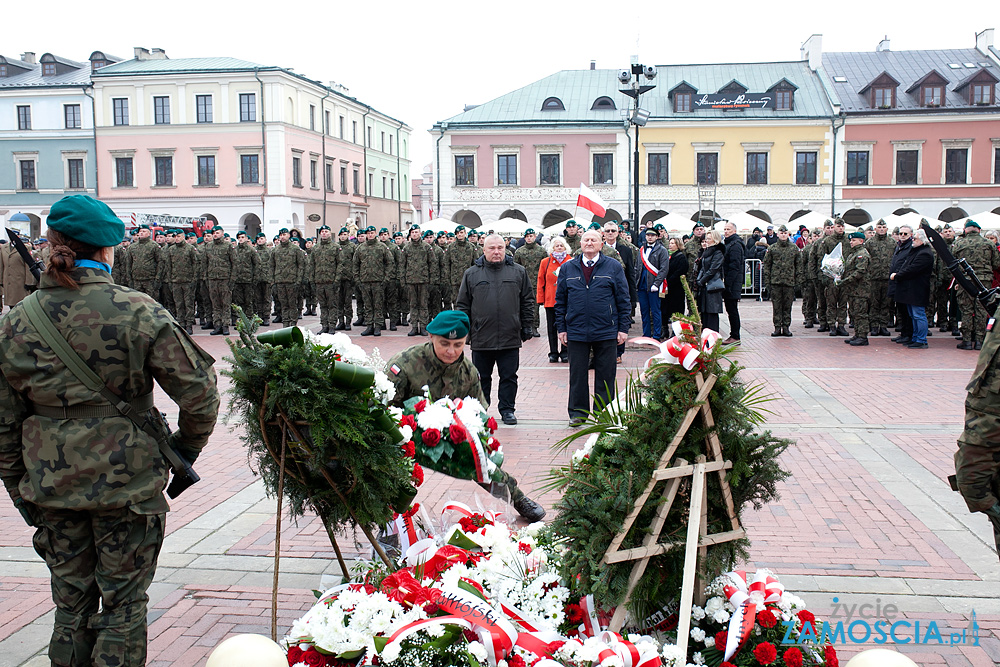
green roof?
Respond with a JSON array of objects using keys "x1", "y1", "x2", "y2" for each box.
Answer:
[
  {"x1": 438, "y1": 61, "x2": 838, "y2": 127},
  {"x1": 93, "y1": 57, "x2": 267, "y2": 76}
]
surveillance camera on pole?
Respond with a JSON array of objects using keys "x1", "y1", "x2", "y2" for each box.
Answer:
[
  {"x1": 618, "y1": 69, "x2": 632, "y2": 85},
  {"x1": 643, "y1": 65, "x2": 657, "y2": 81}
]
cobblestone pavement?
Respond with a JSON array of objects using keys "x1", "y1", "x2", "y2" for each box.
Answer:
[{"x1": 1, "y1": 301, "x2": 998, "y2": 666}]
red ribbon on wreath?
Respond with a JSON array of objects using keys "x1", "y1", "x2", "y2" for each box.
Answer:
[{"x1": 721, "y1": 569, "x2": 785, "y2": 660}]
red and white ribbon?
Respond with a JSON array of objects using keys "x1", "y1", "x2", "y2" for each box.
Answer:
[
  {"x1": 721, "y1": 569, "x2": 785, "y2": 660},
  {"x1": 578, "y1": 594, "x2": 609, "y2": 638},
  {"x1": 594, "y1": 631, "x2": 662, "y2": 667},
  {"x1": 701, "y1": 328, "x2": 721, "y2": 352},
  {"x1": 640, "y1": 247, "x2": 667, "y2": 295}
]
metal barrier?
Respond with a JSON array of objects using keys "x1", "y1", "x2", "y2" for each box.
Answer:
[{"x1": 743, "y1": 259, "x2": 763, "y2": 300}]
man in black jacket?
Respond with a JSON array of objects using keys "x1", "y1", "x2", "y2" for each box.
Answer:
[
  {"x1": 722, "y1": 222, "x2": 746, "y2": 343},
  {"x1": 456, "y1": 234, "x2": 534, "y2": 425},
  {"x1": 889, "y1": 227, "x2": 914, "y2": 344},
  {"x1": 604, "y1": 222, "x2": 637, "y2": 360}
]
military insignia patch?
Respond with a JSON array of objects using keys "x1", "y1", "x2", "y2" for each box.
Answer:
[
  {"x1": 390, "y1": 364, "x2": 401, "y2": 375},
  {"x1": 988, "y1": 318, "x2": 995, "y2": 333}
]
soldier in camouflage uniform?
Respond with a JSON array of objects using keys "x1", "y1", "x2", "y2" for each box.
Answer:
[
  {"x1": 400, "y1": 226, "x2": 434, "y2": 336},
  {"x1": 683, "y1": 223, "x2": 706, "y2": 304},
  {"x1": 111, "y1": 237, "x2": 129, "y2": 286},
  {"x1": 513, "y1": 228, "x2": 548, "y2": 337},
  {"x1": 385, "y1": 309, "x2": 545, "y2": 522},
  {"x1": 444, "y1": 226, "x2": 481, "y2": 307},
  {"x1": 797, "y1": 230, "x2": 817, "y2": 327},
  {"x1": 389, "y1": 231, "x2": 406, "y2": 326},
  {"x1": 156, "y1": 231, "x2": 175, "y2": 316},
  {"x1": 301, "y1": 237, "x2": 317, "y2": 318},
  {"x1": 863, "y1": 219, "x2": 894, "y2": 336},
  {"x1": 271, "y1": 228, "x2": 307, "y2": 327},
  {"x1": 165, "y1": 231, "x2": 198, "y2": 334},
  {"x1": 378, "y1": 228, "x2": 399, "y2": 331},
  {"x1": 232, "y1": 231, "x2": 260, "y2": 327},
  {"x1": 310, "y1": 226, "x2": 342, "y2": 333},
  {"x1": 840, "y1": 231, "x2": 871, "y2": 347},
  {"x1": 954, "y1": 220, "x2": 1000, "y2": 350},
  {"x1": 335, "y1": 227, "x2": 356, "y2": 330},
  {"x1": 435, "y1": 233, "x2": 452, "y2": 313},
  {"x1": 254, "y1": 233, "x2": 272, "y2": 326},
  {"x1": 819, "y1": 220, "x2": 849, "y2": 335},
  {"x1": 353, "y1": 226, "x2": 394, "y2": 336},
  {"x1": 196, "y1": 237, "x2": 212, "y2": 329},
  {"x1": 204, "y1": 226, "x2": 236, "y2": 336},
  {"x1": 125, "y1": 226, "x2": 160, "y2": 299},
  {"x1": 0, "y1": 194, "x2": 219, "y2": 667},
  {"x1": 762, "y1": 225, "x2": 799, "y2": 337},
  {"x1": 563, "y1": 220, "x2": 581, "y2": 253}
]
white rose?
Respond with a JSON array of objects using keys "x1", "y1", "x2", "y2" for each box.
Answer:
[
  {"x1": 690, "y1": 605, "x2": 706, "y2": 621},
  {"x1": 693, "y1": 652, "x2": 705, "y2": 665},
  {"x1": 690, "y1": 627, "x2": 705, "y2": 642},
  {"x1": 713, "y1": 609, "x2": 730, "y2": 624}
]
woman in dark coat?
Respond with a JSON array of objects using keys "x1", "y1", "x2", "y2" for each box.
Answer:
[
  {"x1": 890, "y1": 228, "x2": 934, "y2": 348},
  {"x1": 696, "y1": 230, "x2": 726, "y2": 333},
  {"x1": 661, "y1": 237, "x2": 689, "y2": 331}
]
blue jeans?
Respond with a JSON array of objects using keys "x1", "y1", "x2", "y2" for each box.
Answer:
[
  {"x1": 638, "y1": 289, "x2": 662, "y2": 339},
  {"x1": 907, "y1": 304, "x2": 927, "y2": 344}
]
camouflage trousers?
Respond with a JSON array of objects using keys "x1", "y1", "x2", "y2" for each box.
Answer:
[
  {"x1": 427, "y1": 285, "x2": 442, "y2": 320},
  {"x1": 958, "y1": 289, "x2": 989, "y2": 344},
  {"x1": 208, "y1": 279, "x2": 233, "y2": 329},
  {"x1": 847, "y1": 289, "x2": 870, "y2": 340},
  {"x1": 255, "y1": 281, "x2": 271, "y2": 322},
  {"x1": 769, "y1": 284, "x2": 794, "y2": 328},
  {"x1": 315, "y1": 282, "x2": 338, "y2": 328},
  {"x1": 868, "y1": 279, "x2": 890, "y2": 329},
  {"x1": 825, "y1": 281, "x2": 848, "y2": 327},
  {"x1": 438, "y1": 282, "x2": 453, "y2": 313},
  {"x1": 232, "y1": 282, "x2": 254, "y2": 324},
  {"x1": 526, "y1": 287, "x2": 541, "y2": 328},
  {"x1": 801, "y1": 280, "x2": 817, "y2": 323},
  {"x1": 385, "y1": 281, "x2": 400, "y2": 321},
  {"x1": 131, "y1": 281, "x2": 158, "y2": 301},
  {"x1": 407, "y1": 283, "x2": 429, "y2": 328},
  {"x1": 275, "y1": 283, "x2": 300, "y2": 325},
  {"x1": 197, "y1": 279, "x2": 211, "y2": 322},
  {"x1": 159, "y1": 283, "x2": 175, "y2": 317},
  {"x1": 816, "y1": 278, "x2": 829, "y2": 326},
  {"x1": 336, "y1": 280, "x2": 354, "y2": 322},
  {"x1": 31, "y1": 506, "x2": 164, "y2": 667},
  {"x1": 169, "y1": 282, "x2": 196, "y2": 328},
  {"x1": 359, "y1": 281, "x2": 385, "y2": 327}
]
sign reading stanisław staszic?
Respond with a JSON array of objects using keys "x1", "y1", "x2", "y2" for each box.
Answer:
[{"x1": 694, "y1": 93, "x2": 773, "y2": 110}]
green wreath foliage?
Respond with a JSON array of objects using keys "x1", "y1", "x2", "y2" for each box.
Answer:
[
  {"x1": 545, "y1": 317, "x2": 791, "y2": 625},
  {"x1": 223, "y1": 310, "x2": 416, "y2": 532}
]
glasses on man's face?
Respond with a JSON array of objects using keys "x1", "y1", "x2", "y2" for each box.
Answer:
[{"x1": 899, "y1": 233, "x2": 911, "y2": 238}]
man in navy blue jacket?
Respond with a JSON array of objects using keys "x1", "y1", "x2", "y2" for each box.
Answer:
[{"x1": 555, "y1": 230, "x2": 631, "y2": 426}]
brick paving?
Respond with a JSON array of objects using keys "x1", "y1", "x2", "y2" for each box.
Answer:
[{"x1": 1, "y1": 301, "x2": 999, "y2": 666}]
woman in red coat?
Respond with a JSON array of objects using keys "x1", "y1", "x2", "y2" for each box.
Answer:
[{"x1": 537, "y1": 236, "x2": 572, "y2": 362}]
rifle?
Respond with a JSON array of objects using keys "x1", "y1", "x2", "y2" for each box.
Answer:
[
  {"x1": 148, "y1": 410, "x2": 201, "y2": 499},
  {"x1": 6, "y1": 228, "x2": 45, "y2": 282},
  {"x1": 920, "y1": 221, "x2": 1000, "y2": 317}
]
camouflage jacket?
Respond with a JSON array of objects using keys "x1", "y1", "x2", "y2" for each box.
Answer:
[
  {"x1": 386, "y1": 341, "x2": 486, "y2": 409},
  {"x1": 255, "y1": 245, "x2": 273, "y2": 283},
  {"x1": 513, "y1": 242, "x2": 548, "y2": 288},
  {"x1": 444, "y1": 239, "x2": 481, "y2": 286},
  {"x1": 0, "y1": 267, "x2": 219, "y2": 513},
  {"x1": 233, "y1": 242, "x2": 260, "y2": 283},
  {"x1": 337, "y1": 241, "x2": 357, "y2": 282},
  {"x1": 431, "y1": 244, "x2": 445, "y2": 283},
  {"x1": 953, "y1": 231, "x2": 1000, "y2": 279},
  {"x1": 204, "y1": 238, "x2": 237, "y2": 281},
  {"x1": 684, "y1": 236, "x2": 703, "y2": 279},
  {"x1": 126, "y1": 237, "x2": 160, "y2": 282},
  {"x1": 353, "y1": 238, "x2": 394, "y2": 283},
  {"x1": 863, "y1": 234, "x2": 894, "y2": 280},
  {"x1": 112, "y1": 244, "x2": 129, "y2": 285},
  {"x1": 388, "y1": 243, "x2": 402, "y2": 283},
  {"x1": 271, "y1": 239, "x2": 307, "y2": 284},
  {"x1": 165, "y1": 241, "x2": 198, "y2": 283},
  {"x1": 310, "y1": 239, "x2": 341, "y2": 283},
  {"x1": 565, "y1": 233, "x2": 581, "y2": 253},
  {"x1": 839, "y1": 245, "x2": 870, "y2": 291},
  {"x1": 400, "y1": 239, "x2": 434, "y2": 284},
  {"x1": 762, "y1": 239, "x2": 799, "y2": 287}
]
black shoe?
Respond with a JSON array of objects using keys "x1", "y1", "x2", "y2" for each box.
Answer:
[
  {"x1": 344, "y1": 321, "x2": 352, "y2": 331},
  {"x1": 817, "y1": 324, "x2": 830, "y2": 332},
  {"x1": 560, "y1": 352, "x2": 569, "y2": 363},
  {"x1": 360, "y1": 326, "x2": 375, "y2": 336},
  {"x1": 408, "y1": 327, "x2": 420, "y2": 336},
  {"x1": 869, "y1": 329, "x2": 879, "y2": 338},
  {"x1": 373, "y1": 328, "x2": 381, "y2": 337},
  {"x1": 953, "y1": 329, "x2": 962, "y2": 337},
  {"x1": 221, "y1": 326, "x2": 230, "y2": 336},
  {"x1": 353, "y1": 317, "x2": 365, "y2": 326},
  {"x1": 260, "y1": 318, "x2": 270, "y2": 327},
  {"x1": 849, "y1": 338, "x2": 869, "y2": 346},
  {"x1": 975, "y1": 341, "x2": 983, "y2": 350},
  {"x1": 771, "y1": 328, "x2": 782, "y2": 337},
  {"x1": 501, "y1": 412, "x2": 517, "y2": 425},
  {"x1": 907, "y1": 342, "x2": 929, "y2": 349},
  {"x1": 829, "y1": 328, "x2": 839, "y2": 337},
  {"x1": 891, "y1": 335, "x2": 906, "y2": 342},
  {"x1": 836, "y1": 326, "x2": 849, "y2": 336},
  {"x1": 210, "y1": 326, "x2": 223, "y2": 335},
  {"x1": 389, "y1": 321, "x2": 397, "y2": 331},
  {"x1": 957, "y1": 340, "x2": 975, "y2": 350},
  {"x1": 335, "y1": 320, "x2": 345, "y2": 331},
  {"x1": 273, "y1": 315, "x2": 282, "y2": 323},
  {"x1": 184, "y1": 325, "x2": 193, "y2": 335},
  {"x1": 894, "y1": 337, "x2": 912, "y2": 345},
  {"x1": 549, "y1": 353, "x2": 559, "y2": 363},
  {"x1": 202, "y1": 322, "x2": 214, "y2": 330},
  {"x1": 878, "y1": 327, "x2": 891, "y2": 336},
  {"x1": 320, "y1": 326, "x2": 330, "y2": 334},
  {"x1": 511, "y1": 495, "x2": 546, "y2": 522},
  {"x1": 804, "y1": 321, "x2": 814, "y2": 328},
  {"x1": 844, "y1": 337, "x2": 857, "y2": 344},
  {"x1": 939, "y1": 325, "x2": 950, "y2": 332},
  {"x1": 531, "y1": 328, "x2": 541, "y2": 338},
  {"x1": 568, "y1": 417, "x2": 586, "y2": 427}
]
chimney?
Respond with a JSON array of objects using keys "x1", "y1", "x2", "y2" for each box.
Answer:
[
  {"x1": 134, "y1": 47, "x2": 151, "y2": 60},
  {"x1": 976, "y1": 28, "x2": 995, "y2": 54},
  {"x1": 21, "y1": 52, "x2": 36, "y2": 64},
  {"x1": 149, "y1": 48, "x2": 168, "y2": 59},
  {"x1": 877, "y1": 36, "x2": 890, "y2": 52},
  {"x1": 800, "y1": 34, "x2": 822, "y2": 71},
  {"x1": 590, "y1": 60, "x2": 596, "y2": 70}
]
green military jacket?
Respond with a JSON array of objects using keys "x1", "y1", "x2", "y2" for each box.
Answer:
[
  {"x1": 166, "y1": 241, "x2": 198, "y2": 283},
  {"x1": 400, "y1": 239, "x2": 434, "y2": 284},
  {"x1": 762, "y1": 239, "x2": 799, "y2": 287},
  {"x1": 353, "y1": 238, "x2": 394, "y2": 283},
  {"x1": 0, "y1": 267, "x2": 219, "y2": 513},
  {"x1": 233, "y1": 242, "x2": 260, "y2": 284},
  {"x1": 565, "y1": 233, "x2": 581, "y2": 253},
  {"x1": 255, "y1": 244, "x2": 273, "y2": 283},
  {"x1": 271, "y1": 239, "x2": 307, "y2": 284},
  {"x1": 338, "y1": 240, "x2": 357, "y2": 282},
  {"x1": 954, "y1": 231, "x2": 1000, "y2": 280},
  {"x1": 310, "y1": 239, "x2": 341, "y2": 283},
  {"x1": 444, "y1": 239, "x2": 481, "y2": 287},
  {"x1": 126, "y1": 237, "x2": 160, "y2": 283},
  {"x1": 513, "y1": 242, "x2": 548, "y2": 290},
  {"x1": 839, "y1": 245, "x2": 870, "y2": 291},
  {"x1": 863, "y1": 234, "x2": 894, "y2": 280},
  {"x1": 204, "y1": 238, "x2": 237, "y2": 281},
  {"x1": 386, "y1": 341, "x2": 486, "y2": 409}
]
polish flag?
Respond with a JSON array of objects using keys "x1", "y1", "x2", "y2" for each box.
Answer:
[{"x1": 577, "y1": 184, "x2": 607, "y2": 217}]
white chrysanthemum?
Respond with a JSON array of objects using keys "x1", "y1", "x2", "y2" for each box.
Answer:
[
  {"x1": 372, "y1": 370, "x2": 395, "y2": 406},
  {"x1": 661, "y1": 644, "x2": 685, "y2": 666},
  {"x1": 690, "y1": 605, "x2": 706, "y2": 621},
  {"x1": 468, "y1": 642, "x2": 488, "y2": 662},
  {"x1": 416, "y1": 401, "x2": 453, "y2": 431},
  {"x1": 690, "y1": 627, "x2": 705, "y2": 642},
  {"x1": 693, "y1": 652, "x2": 705, "y2": 666},
  {"x1": 713, "y1": 609, "x2": 731, "y2": 624},
  {"x1": 704, "y1": 637, "x2": 715, "y2": 648}
]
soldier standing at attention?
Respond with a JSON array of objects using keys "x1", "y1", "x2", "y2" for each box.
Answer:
[
  {"x1": 444, "y1": 225, "x2": 481, "y2": 309},
  {"x1": 232, "y1": 231, "x2": 260, "y2": 328},
  {"x1": 301, "y1": 238, "x2": 316, "y2": 318},
  {"x1": 253, "y1": 233, "x2": 272, "y2": 326},
  {"x1": 165, "y1": 230, "x2": 198, "y2": 334},
  {"x1": 812, "y1": 221, "x2": 835, "y2": 331},
  {"x1": 953, "y1": 220, "x2": 1000, "y2": 350},
  {"x1": 762, "y1": 225, "x2": 798, "y2": 337},
  {"x1": 125, "y1": 226, "x2": 160, "y2": 299},
  {"x1": 335, "y1": 227, "x2": 356, "y2": 331},
  {"x1": 271, "y1": 228, "x2": 307, "y2": 328},
  {"x1": 310, "y1": 225, "x2": 341, "y2": 334},
  {"x1": 400, "y1": 226, "x2": 434, "y2": 336},
  {"x1": 204, "y1": 226, "x2": 236, "y2": 336},
  {"x1": 111, "y1": 236, "x2": 129, "y2": 286},
  {"x1": 797, "y1": 230, "x2": 817, "y2": 328},
  {"x1": 378, "y1": 228, "x2": 399, "y2": 331},
  {"x1": 563, "y1": 220, "x2": 581, "y2": 253},
  {"x1": 386, "y1": 310, "x2": 545, "y2": 522},
  {"x1": 389, "y1": 231, "x2": 405, "y2": 328},
  {"x1": 863, "y1": 219, "x2": 894, "y2": 337},
  {"x1": 819, "y1": 219, "x2": 849, "y2": 336},
  {"x1": 0, "y1": 194, "x2": 220, "y2": 667},
  {"x1": 840, "y1": 231, "x2": 871, "y2": 347},
  {"x1": 353, "y1": 226, "x2": 394, "y2": 336},
  {"x1": 513, "y1": 228, "x2": 548, "y2": 338}
]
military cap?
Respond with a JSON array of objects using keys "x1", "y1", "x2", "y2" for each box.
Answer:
[
  {"x1": 197, "y1": 236, "x2": 205, "y2": 244},
  {"x1": 823, "y1": 220, "x2": 834, "y2": 227},
  {"x1": 524, "y1": 228, "x2": 536, "y2": 235},
  {"x1": 426, "y1": 310, "x2": 470, "y2": 340},
  {"x1": 212, "y1": 225, "x2": 224, "y2": 233},
  {"x1": 644, "y1": 227, "x2": 659, "y2": 236},
  {"x1": 965, "y1": 219, "x2": 981, "y2": 229},
  {"x1": 139, "y1": 224, "x2": 150, "y2": 230},
  {"x1": 379, "y1": 227, "x2": 389, "y2": 234},
  {"x1": 129, "y1": 229, "x2": 138, "y2": 236},
  {"x1": 423, "y1": 230, "x2": 434, "y2": 238},
  {"x1": 46, "y1": 195, "x2": 125, "y2": 248},
  {"x1": 777, "y1": 225, "x2": 788, "y2": 232},
  {"x1": 692, "y1": 222, "x2": 704, "y2": 229},
  {"x1": 436, "y1": 230, "x2": 446, "y2": 237},
  {"x1": 455, "y1": 225, "x2": 466, "y2": 232},
  {"x1": 654, "y1": 223, "x2": 665, "y2": 231},
  {"x1": 366, "y1": 226, "x2": 377, "y2": 233},
  {"x1": 848, "y1": 231, "x2": 865, "y2": 240},
  {"x1": 236, "y1": 230, "x2": 248, "y2": 237},
  {"x1": 186, "y1": 232, "x2": 197, "y2": 238},
  {"x1": 588, "y1": 222, "x2": 602, "y2": 230},
  {"x1": 393, "y1": 231, "x2": 403, "y2": 238},
  {"x1": 339, "y1": 227, "x2": 349, "y2": 234},
  {"x1": 942, "y1": 224, "x2": 952, "y2": 230},
  {"x1": 318, "y1": 225, "x2": 330, "y2": 232},
  {"x1": 279, "y1": 227, "x2": 290, "y2": 234},
  {"x1": 256, "y1": 232, "x2": 267, "y2": 238},
  {"x1": 446, "y1": 232, "x2": 455, "y2": 238},
  {"x1": 565, "y1": 220, "x2": 578, "y2": 228}
]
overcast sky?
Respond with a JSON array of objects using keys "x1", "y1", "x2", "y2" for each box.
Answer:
[{"x1": 10, "y1": 1, "x2": 996, "y2": 178}]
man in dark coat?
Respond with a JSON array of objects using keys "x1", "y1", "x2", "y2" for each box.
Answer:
[
  {"x1": 890, "y1": 228, "x2": 934, "y2": 348},
  {"x1": 455, "y1": 235, "x2": 534, "y2": 426},
  {"x1": 604, "y1": 222, "x2": 637, "y2": 360},
  {"x1": 721, "y1": 222, "x2": 746, "y2": 344},
  {"x1": 888, "y1": 227, "x2": 914, "y2": 344}
]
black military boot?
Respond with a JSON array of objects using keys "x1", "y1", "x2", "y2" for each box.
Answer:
[
  {"x1": 869, "y1": 329, "x2": 879, "y2": 338},
  {"x1": 771, "y1": 328, "x2": 782, "y2": 337},
  {"x1": 878, "y1": 327, "x2": 890, "y2": 336},
  {"x1": 782, "y1": 326, "x2": 792, "y2": 337},
  {"x1": 803, "y1": 320, "x2": 814, "y2": 329},
  {"x1": 320, "y1": 325, "x2": 330, "y2": 334},
  {"x1": 408, "y1": 326, "x2": 420, "y2": 336},
  {"x1": 817, "y1": 323, "x2": 830, "y2": 332},
  {"x1": 273, "y1": 315, "x2": 282, "y2": 323},
  {"x1": 389, "y1": 318, "x2": 398, "y2": 332},
  {"x1": 849, "y1": 337, "x2": 869, "y2": 346},
  {"x1": 260, "y1": 316, "x2": 270, "y2": 326},
  {"x1": 202, "y1": 321, "x2": 214, "y2": 330},
  {"x1": 373, "y1": 326, "x2": 381, "y2": 337},
  {"x1": 221, "y1": 326, "x2": 230, "y2": 336},
  {"x1": 418, "y1": 324, "x2": 427, "y2": 336},
  {"x1": 343, "y1": 318, "x2": 352, "y2": 331},
  {"x1": 844, "y1": 336, "x2": 857, "y2": 344},
  {"x1": 360, "y1": 325, "x2": 375, "y2": 336},
  {"x1": 957, "y1": 340, "x2": 974, "y2": 350},
  {"x1": 184, "y1": 325, "x2": 193, "y2": 335},
  {"x1": 531, "y1": 327, "x2": 540, "y2": 338},
  {"x1": 828, "y1": 327, "x2": 839, "y2": 336},
  {"x1": 836, "y1": 325, "x2": 849, "y2": 336},
  {"x1": 210, "y1": 326, "x2": 223, "y2": 335},
  {"x1": 335, "y1": 318, "x2": 346, "y2": 331},
  {"x1": 353, "y1": 316, "x2": 365, "y2": 326}
]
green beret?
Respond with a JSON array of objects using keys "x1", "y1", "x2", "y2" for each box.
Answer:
[
  {"x1": 965, "y1": 219, "x2": 981, "y2": 229},
  {"x1": 379, "y1": 227, "x2": 389, "y2": 234},
  {"x1": 588, "y1": 222, "x2": 602, "y2": 230},
  {"x1": 455, "y1": 225, "x2": 466, "y2": 232},
  {"x1": 848, "y1": 231, "x2": 865, "y2": 240},
  {"x1": 186, "y1": 232, "x2": 196, "y2": 238},
  {"x1": 367, "y1": 226, "x2": 377, "y2": 233},
  {"x1": 236, "y1": 230, "x2": 247, "y2": 237},
  {"x1": 654, "y1": 223, "x2": 665, "y2": 231},
  {"x1": 393, "y1": 231, "x2": 403, "y2": 238},
  {"x1": 339, "y1": 227, "x2": 349, "y2": 234},
  {"x1": 426, "y1": 310, "x2": 470, "y2": 340},
  {"x1": 437, "y1": 231, "x2": 446, "y2": 237},
  {"x1": 46, "y1": 195, "x2": 125, "y2": 248},
  {"x1": 318, "y1": 225, "x2": 330, "y2": 232},
  {"x1": 279, "y1": 227, "x2": 290, "y2": 234},
  {"x1": 692, "y1": 222, "x2": 704, "y2": 229},
  {"x1": 256, "y1": 232, "x2": 266, "y2": 238},
  {"x1": 212, "y1": 225, "x2": 224, "y2": 233},
  {"x1": 524, "y1": 228, "x2": 536, "y2": 235},
  {"x1": 423, "y1": 230, "x2": 434, "y2": 237},
  {"x1": 196, "y1": 237, "x2": 205, "y2": 244},
  {"x1": 446, "y1": 232, "x2": 455, "y2": 238}
]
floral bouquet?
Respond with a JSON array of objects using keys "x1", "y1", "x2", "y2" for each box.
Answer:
[
  {"x1": 391, "y1": 392, "x2": 504, "y2": 483},
  {"x1": 820, "y1": 244, "x2": 844, "y2": 283},
  {"x1": 660, "y1": 570, "x2": 838, "y2": 667}
]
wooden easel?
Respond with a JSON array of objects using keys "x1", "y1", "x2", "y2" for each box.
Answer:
[{"x1": 602, "y1": 372, "x2": 745, "y2": 657}]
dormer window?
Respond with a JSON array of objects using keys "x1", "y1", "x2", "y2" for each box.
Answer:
[
  {"x1": 922, "y1": 86, "x2": 943, "y2": 106},
  {"x1": 776, "y1": 89, "x2": 793, "y2": 110},
  {"x1": 541, "y1": 97, "x2": 565, "y2": 111},
  {"x1": 0, "y1": 65, "x2": 6, "y2": 77},
  {"x1": 874, "y1": 87, "x2": 894, "y2": 108},
  {"x1": 971, "y1": 83, "x2": 994, "y2": 105},
  {"x1": 92, "y1": 60, "x2": 106, "y2": 70},
  {"x1": 42, "y1": 62, "x2": 56, "y2": 76},
  {"x1": 591, "y1": 96, "x2": 616, "y2": 110},
  {"x1": 675, "y1": 93, "x2": 691, "y2": 112}
]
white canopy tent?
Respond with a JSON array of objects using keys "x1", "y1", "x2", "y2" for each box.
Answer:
[
  {"x1": 420, "y1": 219, "x2": 458, "y2": 234},
  {"x1": 959, "y1": 211, "x2": 1000, "y2": 230},
  {"x1": 647, "y1": 211, "x2": 699, "y2": 234},
  {"x1": 786, "y1": 210, "x2": 833, "y2": 229},
  {"x1": 725, "y1": 211, "x2": 773, "y2": 233},
  {"x1": 488, "y1": 218, "x2": 531, "y2": 237},
  {"x1": 879, "y1": 211, "x2": 942, "y2": 231}
]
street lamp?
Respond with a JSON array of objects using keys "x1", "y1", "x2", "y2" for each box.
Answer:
[{"x1": 619, "y1": 64, "x2": 656, "y2": 224}]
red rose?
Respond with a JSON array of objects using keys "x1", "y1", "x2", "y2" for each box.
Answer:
[
  {"x1": 286, "y1": 645, "x2": 304, "y2": 664},
  {"x1": 402, "y1": 441, "x2": 416, "y2": 458},
  {"x1": 518, "y1": 541, "x2": 532, "y2": 554},
  {"x1": 756, "y1": 608, "x2": 777, "y2": 628},
  {"x1": 753, "y1": 642, "x2": 777, "y2": 665},
  {"x1": 411, "y1": 463, "x2": 425, "y2": 487},
  {"x1": 714, "y1": 631, "x2": 729, "y2": 651},
  {"x1": 448, "y1": 423, "x2": 468, "y2": 444},
  {"x1": 487, "y1": 436, "x2": 501, "y2": 452},
  {"x1": 301, "y1": 647, "x2": 329, "y2": 667},
  {"x1": 415, "y1": 400, "x2": 427, "y2": 413},
  {"x1": 486, "y1": 416, "x2": 498, "y2": 432},
  {"x1": 824, "y1": 645, "x2": 839, "y2": 667},
  {"x1": 400, "y1": 414, "x2": 417, "y2": 429},
  {"x1": 422, "y1": 428, "x2": 441, "y2": 447},
  {"x1": 720, "y1": 663, "x2": 737, "y2": 667},
  {"x1": 507, "y1": 655, "x2": 527, "y2": 667},
  {"x1": 783, "y1": 647, "x2": 804, "y2": 667}
]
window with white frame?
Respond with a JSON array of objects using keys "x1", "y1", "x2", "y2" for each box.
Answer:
[
  {"x1": 197, "y1": 155, "x2": 216, "y2": 186},
  {"x1": 112, "y1": 98, "x2": 128, "y2": 126},
  {"x1": 240, "y1": 93, "x2": 256, "y2": 122},
  {"x1": 196, "y1": 95, "x2": 213, "y2": 123},
  {"x1": 15, "y1": 154, "x2": 38, "y2": 190},
  {"x1": 153, "y1": 96, "x2": 170, "y2": 125},
  {"x1": 63, "y1": 152, "x2": 87, "y2": 190},
  {"x1": 891, "y1": 140, "x2": 924, "y2": 185},
  {"x1": 536, "y1": 145, "x2": 563, "y2": 186},
  {"x1": 942, "y1": 140, "x2": 973, "y2": 185},
  {"x1": 64, "y1": 104, "x2": 81, "y2": 129},
  {"x1": 742, "y1": 142, "x2": 772, "y2": 185},
  {"x1": 497, "y1": 154, "x2": 518, "y2": 186},
  {"x1": 154, "y1": 155, "x2": 173, "y2": 187},
  {"x1": 17, "y1": 105, "x2": 31, "y2": 130},
  {"x1": 454, "y1": 154, "x2": 476, "y2": 186}
]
